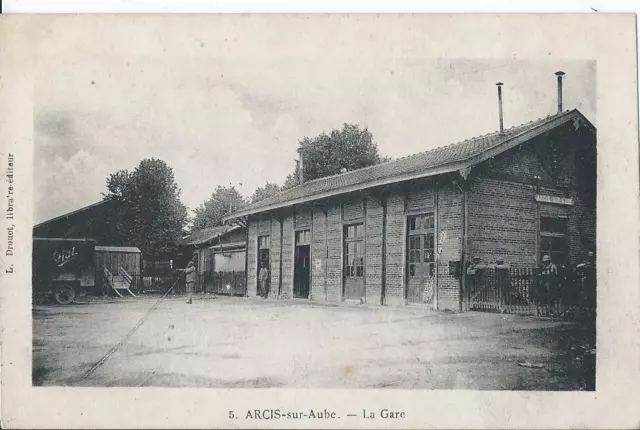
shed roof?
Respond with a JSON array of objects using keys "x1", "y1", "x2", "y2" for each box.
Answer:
[
  {"x1": 33, "y1": 237, "x2": 97, "y2": 243},
  {"x1": 94, "y1": 246, "x2": 142, "y2": 253},
  {"x1": 179, "y1": 224, "x2": 242, "y2": 247},
  {"x1": 34, "y1": 200, "x2": 108, "y2": 229},
  {"x1": 224, "y1": 109, "x2": 594, "y2": 220}
]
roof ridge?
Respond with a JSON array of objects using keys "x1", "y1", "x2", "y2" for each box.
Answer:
[
  {"x1": 279, "y1": 114, "x2": 548, "y2": 186},
  {"x1": 34, "y1": 200, "x2": 107, "y2": 228}
]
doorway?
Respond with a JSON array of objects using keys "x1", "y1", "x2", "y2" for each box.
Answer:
[
  {"x1": 406, "y1": 213, "x2": 436, "y2": 304},
  {"x1": 257, "y1": 235, "x2": 270, "y2": 298},
  {"x1": 293, "y1": 229, "x2": 311, "y2": 298},
  {"x1": 343, "y1": 223, "x2": 365, "y2": 301}
]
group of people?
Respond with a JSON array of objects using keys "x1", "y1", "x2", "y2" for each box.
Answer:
[{"x1": 466, "y1": 251, "x2": 596, "y2": 277}]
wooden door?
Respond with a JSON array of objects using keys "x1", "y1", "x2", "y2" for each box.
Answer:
[
  {"x1": 294, "y1": 230, "x2": 311, "y2": 298},
  {"x1": 343, "y1": 223, "x2": 365, "y2": 301},
  {"x1": 407, "y1": 214, "x2": 436, "y2": 304}
]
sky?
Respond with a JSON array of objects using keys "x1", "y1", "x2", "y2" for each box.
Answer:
[{"x1": 34, "y1": 55, "x2": 595, "y2": 224}]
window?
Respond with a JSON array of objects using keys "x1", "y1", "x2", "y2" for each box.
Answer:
[
  {"x1": 345, "y1": 224, "x2": 364, "y2": 239},
  {"x1": 295, "y1": 229, "x2": 310, "y2": 245},
  {"x1": 540, "y1": 217, "x2": 568, "y2": 265},
  {"x1": 407, "y1": 214, "x2": 435, "y2": 278},
  {"x1": 344, "y1": 223, "x2": 364, "y2": 278},
  {"x1": 258, "y1": 235, "x2": 270, "y2": 250},
  {"x1": 409, "y1": 214, "x2": 434, "y2": 233},
  {"x1": 540, "y1": 217, "x2": 567, "y2": 235}
]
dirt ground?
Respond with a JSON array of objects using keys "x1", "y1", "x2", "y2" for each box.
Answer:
[{"x1": 32, "y1": 294, "x2": 595, "y2": 390}]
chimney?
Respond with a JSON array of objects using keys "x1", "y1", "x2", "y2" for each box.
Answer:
[
  {"x1": 297, "y1": 148, "x2": 304, "y2": 184},
  {"x1": 555, "y1": 71, "x2": 565, "y2": 113},
  {"x1": 496, "y1": 82, "x2": 504, "y2": 133}
]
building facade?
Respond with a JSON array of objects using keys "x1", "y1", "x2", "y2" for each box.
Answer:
[
  {"x1": 225, "y1": 109, "x2": 596, "y2": 311},
  {"x1": 178, "y1": 225, "x2": 247, "y2": 294}
]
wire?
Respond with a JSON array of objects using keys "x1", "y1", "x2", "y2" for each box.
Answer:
[{"x1": 74, "y1": 270, "x2": 186, "y2": 383}]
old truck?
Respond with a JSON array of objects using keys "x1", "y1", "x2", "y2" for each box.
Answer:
[
  {"x1": 32, "y1": 237, "x2": 141, "y2": 304},
  {"x1": 32, "y1": 238, "x2": 98, "y2": 304}
]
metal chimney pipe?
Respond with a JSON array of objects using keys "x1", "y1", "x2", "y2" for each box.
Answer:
[
  {"x1": 496, "y1": 82, "x2": 504, "y2": 133},
  {"x1": 297, "y1": 148, "x2": 304, "y2": 184},
  {"x1": 555, "y1": 71, "x2": 565, "y2": 113}
]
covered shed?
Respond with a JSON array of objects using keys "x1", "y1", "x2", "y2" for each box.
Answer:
[
  {"x1": 178, "y1": 225, "x2": 247, "y2": 295},
  {"x1": 95, "y1": 246, "x2": 142, "y2": 274},
  {"x1": 94, "y1": 246, "x2": 142, "y2": 294}
]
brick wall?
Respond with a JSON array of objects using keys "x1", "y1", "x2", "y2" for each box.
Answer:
[
  {"x1": 408, "y1": 188, "x2": 435, "y2": 211},
  {"x1": 487, "y1": 143, "x2": 555, "y2": 182},
  {"x1": 325, "y1": 205, "x2": 343, "y2": 302},
  {"x1": 269, "y1": 217, "x2": 282, "y2": 298},
  {"x1": 384, "y1": 193, "x2": 406, "y2": 306},
  {"x1": 470, "y1": 133, "x2": 596, "y2": 268},
  {"x1": 220, "y1": 227, "x2": 246, "y2": 244},
  {"x1": 436, "y1": 183, "x2": 463, "y2": 310},
  {"x1": 311, "y1": 209, "x2": 327, "y2": 301},
  {"x1": 257, "y1": 218, "x2": 271, "y2": 236},
  {"x1": 343, "y1": 198, "x2": 364, "y2": 221},
  {"x1": 281, "y1": 214, "x2": 294, "y2": 298},
  {"x1": 468, "y1": 177, "x2": 539, "y2": 268},
  {"x1": 568, "y1": 189, "x2": 596, "y2": 265},
  {"x1": 246, "y1": 218, "x2": 258, "y2": 297},
  {"x1": 365, "y1": 198, "x2": 384, "y2": 305},
  {"x1": 294, "y1": 208, "x2": 312, "y2": 229}
]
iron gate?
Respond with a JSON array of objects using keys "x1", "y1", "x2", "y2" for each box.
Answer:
[{"x1": 464, "y1": 266, "x2": 596, "y2": 317}]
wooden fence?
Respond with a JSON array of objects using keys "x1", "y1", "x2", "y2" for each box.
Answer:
[
  {"x1": 465, "y1": 266, "x2": 596, "y2": 317},
  {"x1": 139, "y1": 272, "x2": 184, "y2": 294},
  {"x1": 131, "y1": 270, "x2": 246, "y2": 296},
  {"x1": 202, "y1": 271, "x2": 246, "y2": 296}
]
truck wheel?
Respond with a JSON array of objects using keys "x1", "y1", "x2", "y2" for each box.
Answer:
[{"x1": 53, "y1": 283, "x2": 76, "y2": 305}]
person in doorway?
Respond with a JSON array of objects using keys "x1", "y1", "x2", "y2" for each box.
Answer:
[
  {"x1": 258, "y1": 263, "x2": 270, "y2": 299},
  {"x1": 180, "y1": 260, "x2": 197, "y2": 304}
]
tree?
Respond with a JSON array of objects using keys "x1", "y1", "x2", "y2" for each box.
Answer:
[
  {"x1": 283, "y1": 123, "x2": 388, "y2": 189},
  {"x1": 250, "y1": 182, "x2": 282, "y2": 204},
  {"x1": 104, "y1": 158, "x2": 188, "y2": 259},
  {"x1": 192, "y1": 185, "x2": 246, "y2": 230}
]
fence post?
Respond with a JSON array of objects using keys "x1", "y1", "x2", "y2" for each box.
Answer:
[
  {"x1": 497, "y1": 269, "x2": 503, "y2": 313},
  {"x1": 466, "y1": 272, "x2": 472, "y2": 311}
]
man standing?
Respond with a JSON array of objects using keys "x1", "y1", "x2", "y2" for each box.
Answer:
[
  {"x1": 465, "y1": 256, "x2": 486, "y2": 305},
  {"x1": 258, "y1": 263, "x2": 270, "y2": 299},
  {"x1": 181, "y1": 260, "x2": 197, "y2": 304},
  {"x1": 540, "y1": 254, "x2": 558, "y2": 275},
  {"x1": 576, "y1": 251, "x2": 596, "y2": 309},
  {"x1": 536, "y1": 254, "x2": 559, "y2": 315}
]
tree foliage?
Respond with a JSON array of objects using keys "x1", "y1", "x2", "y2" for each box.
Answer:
[
  {"x1": 192, "y1": 185, "x2": 246, "y2": 230},
  {"x1": 250, "y1": 182, "x2": 282, "y2": 204},
  {"x1": 104, "y1": 158, "x2": 188, "y2": 258},
  {"x1": 283, "y1": 123, "x2": 388, "y2": 189}
]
